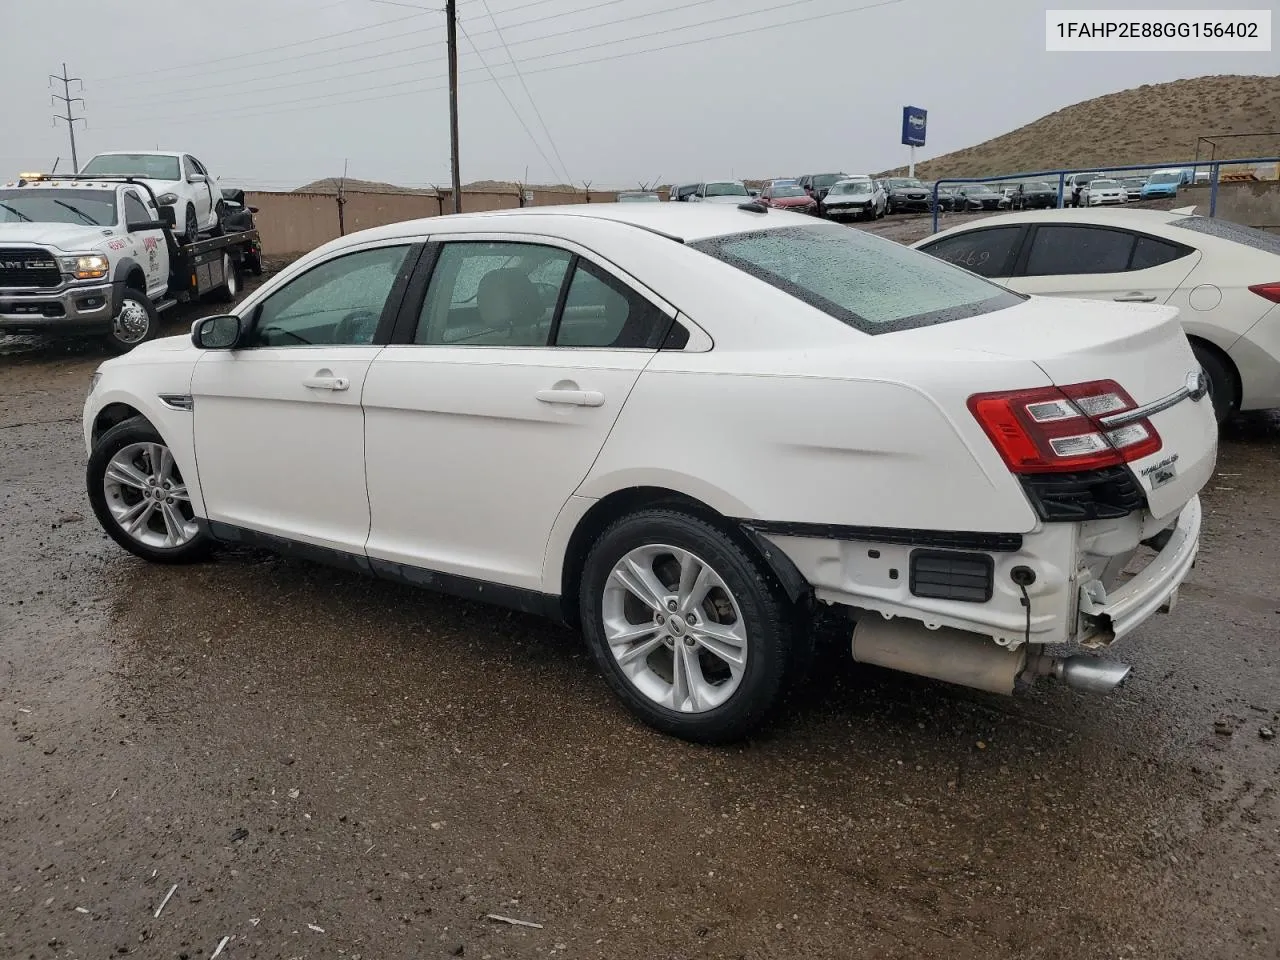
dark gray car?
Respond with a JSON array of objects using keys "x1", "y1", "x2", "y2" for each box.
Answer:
[{"x1": 882, "y1": 178, "x2": 932, "y2": 213}]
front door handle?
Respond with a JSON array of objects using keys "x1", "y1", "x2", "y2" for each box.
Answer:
[
  {"x1": 1114, "y1": 293, "x2": 1157, "y2": 303},
  {"x1": 535, "y1": 388, "x2": 605, "y2": 407},
  {"x1": 303, "y1": 375, "x2": 350, "y2": 391}
]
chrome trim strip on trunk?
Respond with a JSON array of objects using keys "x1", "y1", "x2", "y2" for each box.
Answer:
[{"x1": 1098, "y1": 370, "x2": 1208, "y2": 429}]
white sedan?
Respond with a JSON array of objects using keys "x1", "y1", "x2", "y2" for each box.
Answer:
[
  {"x1": 79, "y1": 151, "x2": 222, "y2": 243},
  {"x1": 1082, "y1": 178, "x2": 1128, "y2": 206},
  {"x1": 83, "y1": 204, "x2": 1216, "y2": 743},
  {"x1": 911, "y1": 208, "x2": 1280, "y2": 422}
]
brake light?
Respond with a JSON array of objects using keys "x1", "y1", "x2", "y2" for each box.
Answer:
[
  {"x1": 968, "y1": 379, "x2": 1161, "y2": 474},
  {"x1": 1248, "y1": 282, "x2": 1280, "y2": 304}
]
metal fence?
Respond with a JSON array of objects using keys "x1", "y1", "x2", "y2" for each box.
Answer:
[{"x1": 928, "y1": 157, "x2": 1280, "y2": 233}]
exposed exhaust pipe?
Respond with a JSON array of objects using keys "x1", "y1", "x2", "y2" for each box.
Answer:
[{"x1": 850, "y1": 616, "x2": 1132, "y2": 695}]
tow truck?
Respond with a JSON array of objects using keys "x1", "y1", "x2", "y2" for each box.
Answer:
[{"x1": 0, "y1": 172, "x2": 263, "y2": 352}]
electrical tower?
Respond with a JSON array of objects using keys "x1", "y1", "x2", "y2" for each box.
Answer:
[{"x1": 50, "y1": 63, "x2": 85, "y2": 173}]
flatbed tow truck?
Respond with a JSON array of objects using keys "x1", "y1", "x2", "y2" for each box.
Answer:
[{"x1": 0, "y1": 173, "x2": 263, "y2": 352}]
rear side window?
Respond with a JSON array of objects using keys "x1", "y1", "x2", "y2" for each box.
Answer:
[
  {"x1": 691, "y1": 223, "x2": 1024, "y2": 335},
  {"x1": 554, "y1": 259, "x2": 670, "y2": 348},
  {"x1": 1023, "y1": 225, "x2": 1133, "y2": 275},
  {"x1": 1169, "y1": 216, "x2": 1280, "y2": 255},
  {"x1": 1130, "y1": 235, "x2": 1192, "y2": 270},
  {"x1": 917, "y1": 226, "x2": 1023, "y2": 278}
]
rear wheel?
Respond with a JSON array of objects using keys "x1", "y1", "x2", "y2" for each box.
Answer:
[
  {"x1": 87, "y1": 417, "x2": 213, "y2": 564},
  {"x1": 1191, "y1": 341, "x2": 1237, "y2": 425},
  {"x1": 580, "y1": 510, "x2": 794, "y2": 743},
  {"x1": 211, "y1": 252, "x2": 239, "y2": 303},
  {"x1": 210, "y1": 201, "x2": 226, "y2": 236}
]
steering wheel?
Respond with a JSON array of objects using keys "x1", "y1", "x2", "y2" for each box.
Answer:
[{"x1": 333, "y1": 309, "x2": 380, "y2": 345}]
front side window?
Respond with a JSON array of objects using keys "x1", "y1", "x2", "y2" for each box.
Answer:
[
  {"x1": 415, "y1": 241, "x2": 571, "y2": 346},
  {"x1": 0, "y1": 189, "x2": 116, "y2": 226},
  {"x1": 81, "y1": 154, "x2": 181, "y2": 181},
  {"x1": 123, "y1": 191, "x2": 150, "y2": 226},
  {"x1": 918, "y1": 226, "x2": 1023, "y2": 278},
  {"x1": 248, "y1": 245, "x2": 410, "y2": 347},
  {"x1": 1023, "y1": 226, "x2": 1134, "y2": 276},
  {"x1": 692, "y1": 223, "x2": 1023, "y2": 334}
]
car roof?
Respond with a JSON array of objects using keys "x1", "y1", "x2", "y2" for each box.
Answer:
[
  {"x1": 3, "y1": 178, "x2": 121, "y2": 192},
  {"x1": 325, "y1": 202, "x2": 817, "y2": 246},
  {"x1": 87, "y1": 150, "x2": 184, "y2": 158}
]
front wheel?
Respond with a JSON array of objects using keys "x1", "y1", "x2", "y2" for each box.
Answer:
[
  {"x1": 87, "y1": 417, "x2": 213, "y2": 564},
  {"x1": 104, "y1": 289, "x2": 159, "y2": 354},
  {"x1": 580, "y1": 509, "x2": 795, "y2": 744},
  {"x1": 183, "y1": 204, "x2": 200, "y2": 244}
]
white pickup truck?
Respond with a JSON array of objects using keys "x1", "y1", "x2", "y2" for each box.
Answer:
[{"x1": 0, "y1": 173, "x2": 262, "y2": 352}]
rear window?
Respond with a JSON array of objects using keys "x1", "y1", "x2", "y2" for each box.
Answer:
[
  {"x1": 691, "y1": 223, "x2": 1024, "y2": 335},
  {"x1": 1169, "y1": 216, "x2": 1280, "y2": 255}
]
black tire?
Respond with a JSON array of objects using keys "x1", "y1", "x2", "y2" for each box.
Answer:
[
  {"x1": 103, "y1": 289, "x2": 159, "y2": 354},
  {"x1": 209, "y1": 201, "x2": 226, "y2": 237},
  {"x1": 579, "y1": 509, "x2": 795, "y2": 744},
  {"x1": 183, "y1": 204, "x2": 199, "y2": 244},
  {"x1": 86, "y1": 416, "x2": 214, "y2": 565},
  {"x1": 245, "y1": 250, "x2": 264, "y2": 276},
  {"x1": 1191, "y1": 341, "x2": 1237, "y2": 425},
  {"x1": 211, "y1": 252, "x2": 240, "y2": 303}
]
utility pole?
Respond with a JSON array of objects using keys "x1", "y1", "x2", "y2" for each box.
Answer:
[
  {"x1": 446, "y1": 0, "x2": 462, "y2": 213},
  {"x1": 337, "y1": 158, "x2": 349, "y2": 236},
  {"x1": 50, "y1": 63, "x2": 85, "y2": 173}
]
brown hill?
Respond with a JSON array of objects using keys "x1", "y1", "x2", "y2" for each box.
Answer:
[
  {"x1": 294, "y1": 177, "x2": 438, "y2": 196},
  {"x1": 880, "y1": 74, "x2": 1280, "y2": 180}
]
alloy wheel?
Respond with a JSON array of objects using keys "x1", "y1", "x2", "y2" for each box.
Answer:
[{"x1": 102, "y1": 442, "x2": 198, "y2": 549}]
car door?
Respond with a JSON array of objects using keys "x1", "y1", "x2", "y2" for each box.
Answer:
[
  {"x1": 1006, "y1": 224, "x2": 1201, "y2": 303},
  {"x1": 190, "y1": 240, "x2": 418, "y2": 554},
  {"x1": 182, "y1": 155, "x2": 213, "y2": 225},
  {"x1": 120, "y1": 189, "x2": 168, "y2": 298},
  {"x1": 362, "y1": 236, "x2": 677, "y2": 591},
  {"x1": 190, "y1": 156, "x2": 218, "y2": 225}
]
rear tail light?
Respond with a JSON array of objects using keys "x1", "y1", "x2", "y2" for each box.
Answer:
[
  {"x1": 1248, "y1": 282, "x2": 1280, "y2": 304},
  {"x1": 968, "y1": 379, "x2": 1161, "y2": 474}
]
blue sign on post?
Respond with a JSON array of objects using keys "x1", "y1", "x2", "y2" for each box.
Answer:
[{"x1": 902, "y1": 106, "x2": 927, "y2": 147}]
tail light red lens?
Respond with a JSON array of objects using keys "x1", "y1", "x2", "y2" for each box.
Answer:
[
  {"x1": 1248, "y1": 282, "x2": 1280, "y2": 304},
  {"x1": 968, "y1": 379, "x2": 1162, "y2": 474}
]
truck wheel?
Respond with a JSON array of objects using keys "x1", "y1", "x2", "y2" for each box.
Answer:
[
  {"x1": 104, "y1": 290, "x2": 159, "y2": 354},
  {"x1": 183, "y1": 204, "x2": 200, "y2": 244},
  {"x1": 579, "y1": 509, "x2": 795, "y2": 744},
  {"x1": 212, "y1": 252, "x2": 239, "y2": 303}
]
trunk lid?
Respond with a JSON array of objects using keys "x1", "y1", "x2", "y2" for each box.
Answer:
[{"x1": 900, "y1": 296, "x2": 1218, "y2": 519}]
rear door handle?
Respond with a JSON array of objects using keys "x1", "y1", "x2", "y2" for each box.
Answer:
[
  {"x1": 303, "y1": 375, "x2": 350, "y2": 391},
  {"x1": 535, "y1": 388, "x2": 605, "y2": 407},
  {"x1": 1114, "y1": 293, "x2": 1157, "y2": 303}
]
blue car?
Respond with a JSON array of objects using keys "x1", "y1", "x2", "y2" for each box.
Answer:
[{"x1": 1140, "y1": 171, "x2": 1181, "y2": 199}]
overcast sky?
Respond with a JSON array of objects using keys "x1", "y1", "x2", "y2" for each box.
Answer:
[{"x1": 4, "y1": 0, "x2": 1272, "y2": 190}]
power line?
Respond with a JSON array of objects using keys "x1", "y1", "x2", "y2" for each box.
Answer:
[
  {"x1": 456, "y1": 19, "x2": 561, "y2": 182},
  {"x1": 94, "y1": 0, "x2": 645, "y2": 107},
  {"x1": 478, "y1": 0, "x2": 572, "y2": 184},
  {"x1": 102, "y1": 0, "x2": 907, "y2": 130},
  {"x1": 94, "y1": 8, "x2": 429, "y2": 82},
  {"x1": 49, "y1": 63, "x2": 86, "y2": 173},
  {"x1": 98, "y1": 0, "x2": 797, "y2": 119}
]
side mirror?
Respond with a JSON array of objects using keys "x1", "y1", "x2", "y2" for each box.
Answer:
[
  {"x1": 127, "y1": 219, "x2": 168, "y2": 233},
  {"x1": 192, "y1": 314, "x2": 242, "y2": 350},
  {"x1": 188, "y1": 173, "x2": 207, "y2": 183}
]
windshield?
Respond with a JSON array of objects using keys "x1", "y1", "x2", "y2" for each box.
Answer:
[
  {"x1": 1025, "y1": 182, "x2": 1052, "y2": 191},
  {"x1": 1149, "y1": 173, "x2": 1180, "y2": 184},
  {"x1": 831, "y1": 180, "x2": 872, "y2": 195},
  {"x1": 1170, "y1": 216, "x2": 1280, "y2": 255},
  {"x1": 690, "y1": 223, "x2": 1023, "y2": 335},
  {"x1": 812, "y1": 174, "x2": 846, "y2": 189},
  {"x1": 80, "y1": 153, "x2": 182, "y2": 181},
  {"x1": 618, "y1": 192, "x2": 659, "y2": 202},
  {"x1": 891, "y1": 179, "x2": 925, "y2": 190},
  {"x1": 771, "y1": 185, "x2": 807, "y2": 198},
  {"x1": 1092, "y1": 179, "x2": 1120, "y2": 188},
  {"x1": 705, "y1": 182, "x2": 748, "y2": 197},
  {"x1": 0, "y1": 189, "x2": 117, "y2": 226}
]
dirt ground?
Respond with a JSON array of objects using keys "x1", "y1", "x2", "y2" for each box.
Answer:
[{"x1": 2, "y1": 258, "x2": 1279, "y2": 960}]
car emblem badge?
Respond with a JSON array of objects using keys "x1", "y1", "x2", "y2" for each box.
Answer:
[{"x1": 1185, "y1": 369, "x2": 1209, "y2": 402}]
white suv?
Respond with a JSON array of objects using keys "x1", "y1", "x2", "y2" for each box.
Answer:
[
  {"x1": 79, "y1": 151, "x2": 222, "y2": 243},
  {"x1": 82, "y1": 203, "x2": 1217, "y2": 743}
]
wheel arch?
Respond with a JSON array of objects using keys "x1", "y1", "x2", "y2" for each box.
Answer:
[
  {"x1": 553, "y1": 485, "x2": 811, "y2": 628},
  {"x1": 109, "y1": 257, "x2": 148, "y2": 311},
  {"x1": 1185, "y1": 333, "x2": 1241, "y2": 413},
  {"x1": 91, "y1": 402, "x2": 148, "y2": 446}
]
